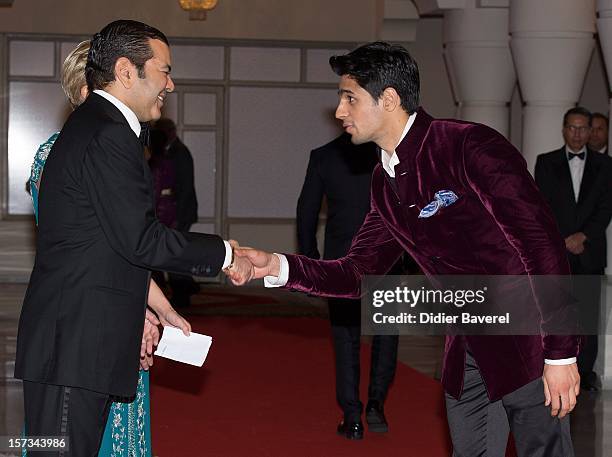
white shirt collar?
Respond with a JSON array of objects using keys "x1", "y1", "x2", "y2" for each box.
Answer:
[
  {"x1": 381, "y1": 111, "x2": 417, "y2": 178},
  {"x1": 93, "y1": 89, "x2": 141, "y2": 138}
]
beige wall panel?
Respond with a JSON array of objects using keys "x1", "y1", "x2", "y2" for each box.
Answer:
[
  {"x1": 9, "y1": 41, "x2": 54, "y2": 77},
  {"x1": 183, "y1": 131, "x2": 216, "y2": 218},
  {"x1": 230, "y1": 47, "x2": 300, "y2": 82},
  {"x1": 229, "y1": 222, "x2": 297, "y2": 254},
  {"x1": 8, "y1": 82, "x2": 69, "y2": 215},
  {"x1": 170, "y1": 45, "x2": 224, "y2": 80},
  {"x1": 227, "y1": 86, "x2": 341, "y2": 218},
  {"x1": 0, "y1": 0, "x2": 379, "y2": 42},
  {"x1": 184, "y1": 93, "x2": 216, "y2": 125},
  {"x1": 161, "y1": 92, "x2": 179, "y2": 123},
  {"x1": 306, "y1": 49, "x2": 350, "y2": 83},
  {"x1": 191, "y1": 222, "x2": 215, "y2": 234}
]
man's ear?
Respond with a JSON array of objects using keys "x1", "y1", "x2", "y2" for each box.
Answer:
[
  {"x1": 381, "y1": 87, "x2": 400, "y2": 112},
  {"x1": 114, "y1": 57, "x2": 136, "y2": 89}
]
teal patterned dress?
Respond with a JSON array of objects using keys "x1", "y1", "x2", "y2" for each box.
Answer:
[{"x1": 29, "y1": 133, "x2": 153, "y2": 457}]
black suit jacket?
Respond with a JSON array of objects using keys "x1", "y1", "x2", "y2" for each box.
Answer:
[
  {"x1": 535, "y1": 147, "x2": 612, "y2": 273},
  {"x1": 167, "y1": 137, "x2": 198, "y2": 231},
  {"x1": 296, "y1": 134, "x2": 378, "y2": 260},
  {"x1": 15, "y1": 94, "x2": 225, "y2": 396}
]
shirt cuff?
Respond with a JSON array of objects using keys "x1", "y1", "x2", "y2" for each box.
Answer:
[
  {"x1": 221, "y1": 240, "x2": 232, "y2": 270},
  {"x1": 264, "y1": 254, "x2": 288, "y2": 288},
  {"x1": 544, "y1": 357, "x2": 577, "y2": 365}
]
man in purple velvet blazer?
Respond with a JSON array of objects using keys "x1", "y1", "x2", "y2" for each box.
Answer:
[{"x1": 229, "y1": 42, "x2": 580, "y2": 456}]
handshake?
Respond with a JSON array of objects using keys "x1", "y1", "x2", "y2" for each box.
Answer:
[{"x1": 222, "y1": 241, "x2": 281, "y2": 286}]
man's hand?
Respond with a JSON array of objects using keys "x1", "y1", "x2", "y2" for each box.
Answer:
[
  {"x1": 223, "y1": 239, "x2": 255, "y2": 285},
  {"x1": 565, "y1": 232, "x2": 586, "y2": 255},
  {"x1": 141, "y1": 309, "x2": 161, "y2": 370},
  {"x1": 224, "y1": 255, "x2": 255, "y2": 285},
  {"x1": 234, "y1": 248, "x2": 280, "y2": 279},
  {"x1": 542, "y1": 363, "x2": 580, "y2": 418}
]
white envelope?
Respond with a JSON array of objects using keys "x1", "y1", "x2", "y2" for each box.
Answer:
[{"x1": 154, "y1": 326, "x2": 213, "y2": 367}]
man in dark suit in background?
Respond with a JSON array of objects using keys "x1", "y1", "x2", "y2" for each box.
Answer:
[
  {"x1": 15, "y1": 20, "x2": 251, "y2": 455},
  {"x1": 297, "y1": 133, "x2": 400, "y2": 439},
  {"x1": 588, "y1": 112, "x2": 608, "y2": 154},
  {"x1": 535, "y1": 107, "x2": 612, "y2": 392},
  {"x1": 153, "y1": 118, "x2": 200, "y2": 307}
]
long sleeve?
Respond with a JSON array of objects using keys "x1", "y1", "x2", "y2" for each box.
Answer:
[
  {"x1": 285, "y1": 196, "x2": 404, "y2": 298},
  {"x1": 296, "y1": 150, "x2": 324, "y2": 259},
  {"x1": 463, "y1": 125, "x2": 579, "y2": 359}
]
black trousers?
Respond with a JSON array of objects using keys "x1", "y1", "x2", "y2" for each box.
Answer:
[
  {"x1": 329, "y1": 297, "x2": 398, "y2": 421},
  {"x1": 23, "y1": 381, "x2": 112, "y2": 457},
  {"x1": 445, "y1": 353, "x2": 574, "y2": 457},
  {"x1": 570, "y1": 267, "x2": 603, "y2": 376}
]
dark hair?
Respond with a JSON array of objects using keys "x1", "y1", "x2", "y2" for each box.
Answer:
[
  {"x1": 154, "y1": 117, "x2": 177, "y2": 134},
  {"x1": 563, "y1": 107, "x2": 592, "y2": 127},
  {"x1": 329, "y1": 41, "x2": 420, "y2": 113},
  {"x1": 86, "y1": 20, "x2": 169, "y2": 91},
  {"x1": 149, "y1": 128, "x2": 168, "y2": 158},
  {"x1": 592, "y1": 112, "x2": 609, "y2": 126}
]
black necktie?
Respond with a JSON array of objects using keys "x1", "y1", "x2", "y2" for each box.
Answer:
[
  {"x1": 139, "y1": 122, "x2": 150, "y2": 147},
  {"x1": 568, "y1": 152, "x2": 585, "y2": 161}
]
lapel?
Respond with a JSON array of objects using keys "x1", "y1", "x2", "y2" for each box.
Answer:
[
  {"x1": 551, "y1": 147, "x2": 578, "y2": 207},
  {"x1": 577, "y1": 149, "x2": 596, "y2": 205}
]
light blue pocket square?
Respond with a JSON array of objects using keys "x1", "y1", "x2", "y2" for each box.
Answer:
[{"x1": 418, "y1": 190, "x2": 459, "y2": 218}]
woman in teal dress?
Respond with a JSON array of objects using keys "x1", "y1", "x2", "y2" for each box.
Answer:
[{"x1": 27, "y1": 41, "x2": 191, "y2": 457}]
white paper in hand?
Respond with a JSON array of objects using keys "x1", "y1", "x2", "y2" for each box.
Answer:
[{"x1": 154, "y1": 326, "x2": 212, "y2": 367}]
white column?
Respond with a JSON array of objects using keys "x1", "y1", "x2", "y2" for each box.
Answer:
[
  {"x1": 596, "y1": 0, "x2": 612, "y2": 396},
  {"x1": 510, "y1": 0, "x2": 596, "y2": 173},
  {"x1": 443, "y1": 6, "x2": 515, "y2": 137}
]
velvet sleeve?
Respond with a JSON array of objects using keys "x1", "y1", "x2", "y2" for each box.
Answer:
[
  {"x1": 462, "y1": 125, "x2": 580, "y2": 359},
  {"x1": 285, "y1": 198, "x2": 404, "y2": 298}
]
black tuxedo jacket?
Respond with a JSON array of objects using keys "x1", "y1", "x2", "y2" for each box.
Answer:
[
  {"x1": 535, "y1": 147, "x2": 612, "y2": 273},
  {"x1": 296, "y1": 133, "x2": 378, "y2": 260},
  {"x1": 15, "y1": 93, "x2": 225, "y2": 396}
]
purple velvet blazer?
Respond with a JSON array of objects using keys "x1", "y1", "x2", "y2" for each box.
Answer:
[{"x1": 284, "y1": 108, "x2": 580, "y2": 400}]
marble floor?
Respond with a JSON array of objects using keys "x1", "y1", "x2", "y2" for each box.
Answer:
[{"x1": 0, "y1": 283, "x2": 610, "y2": 456}]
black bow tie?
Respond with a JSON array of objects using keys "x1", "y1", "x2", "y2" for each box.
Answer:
[{"x1": 568, "y1": 152, "x2": 585, "y2": 161}]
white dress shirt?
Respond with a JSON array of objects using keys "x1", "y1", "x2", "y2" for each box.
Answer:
[
  {"x1": 93, "y1": 90, "x2": 232, "y2": 268},
  {"x1": 566, "y1": 145, "x2": 587, "y2": 202}
]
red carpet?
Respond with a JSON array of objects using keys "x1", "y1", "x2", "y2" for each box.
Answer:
[{"x1": 150, "y1": 316, "x2": 452, "y2": 456}]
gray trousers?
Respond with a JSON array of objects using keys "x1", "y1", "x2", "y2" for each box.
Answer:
[{"x1": 445, "y1": 353, "x2": 574, "y2": 457}]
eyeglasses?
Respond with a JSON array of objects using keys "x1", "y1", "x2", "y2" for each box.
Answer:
[{"x1": 564, "y1": 125, "x2": 591, "y2": 134}]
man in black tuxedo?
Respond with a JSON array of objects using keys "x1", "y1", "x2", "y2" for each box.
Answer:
[
  {"x1": 15, "y1": 20, "x2": 251, "y2": 455},
  {"x1": 535, "y1": 107, "x2": 612, "y2": 392},
  {"x1": 297, "y1": 133, "x2": 402, "y2": 439},
  {"x1": 153, "y1": 117, "x2": 200, "y2": 307}
]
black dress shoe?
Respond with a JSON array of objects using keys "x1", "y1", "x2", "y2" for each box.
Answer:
[
  {"x1": 337, "y1": 420, "x2": 364, "y2": 440},
  {"x1": 366, "y1": 400, "x2": 388, "y2": 433}
]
